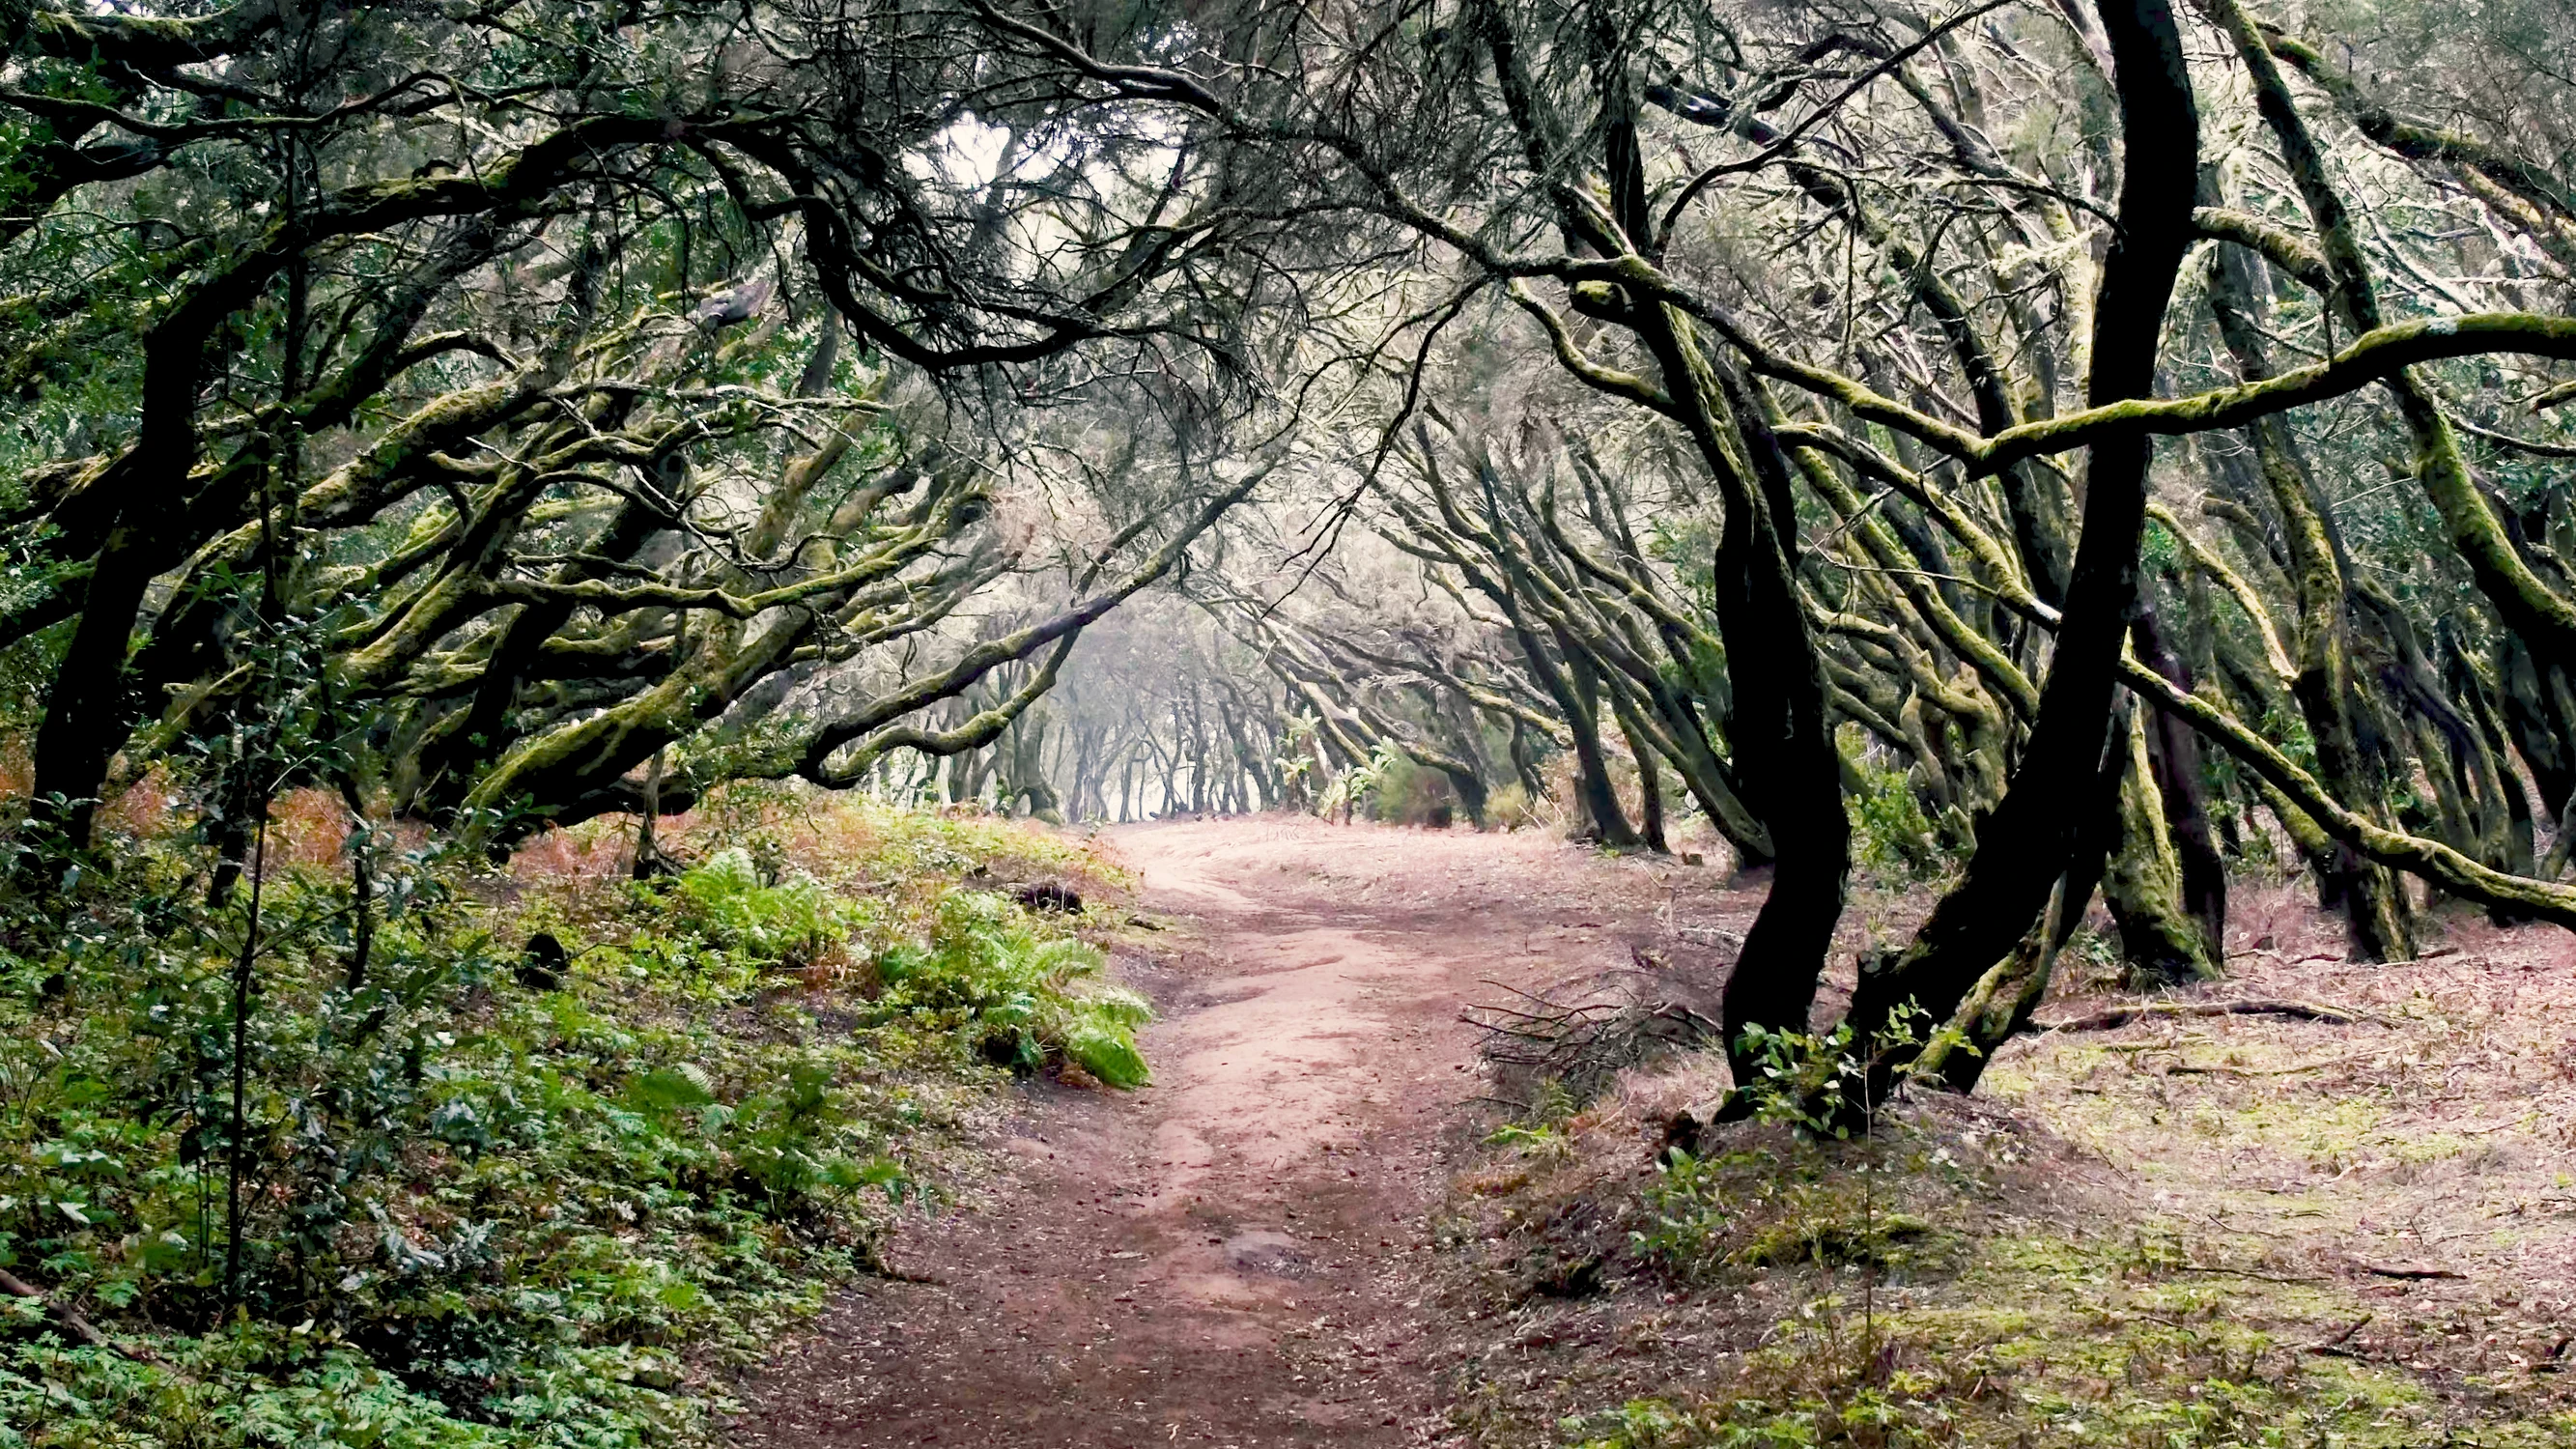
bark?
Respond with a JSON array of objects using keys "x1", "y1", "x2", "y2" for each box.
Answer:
[
  {"x1": 1524, "y1": 486, "x2": 1779, "y2": 857},
  {"x1": 2499, "y1": 633, "x2": 2576, "y2": 820},
  {"x1": 1913, "y1": 694, "x2": 2134, "y2": 1091},
  {"x1": 1636, "y1": 330, "x2": 1849, "y2": 1069},
  {"x1": 632, "y1": 747, "x2": 665, "y2": 880},
  {"x1": 1519, "y1": 624, "x2": 1634, "y2": 845},
  {"x1": 1846, "y1": 0, "x2": 2199, "y2": 1072},
  {"x1": 2101, "y1": 704, "x2": 2222, "y2": 984},
  {"x1": 2201, "y1": 185, "x2": 2415, "y2": 959},
  {"x1": 1610, "y1": 696, "x2": 1669, "y2": 852},
  {"x1": 2131, "y1": 604, "x2": 2228, "y2": 953}
]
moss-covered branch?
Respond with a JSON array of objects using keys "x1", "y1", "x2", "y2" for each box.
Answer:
[{"x1": 2120, "y1": 654, "x2": 2576, "y2": 930}]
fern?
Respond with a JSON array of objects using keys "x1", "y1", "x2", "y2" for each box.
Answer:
[
  {"x1": 674, "y1": 847, "x2": 840, "y2": 963},
  {"x1": 874, "y1": 890, "x2": 1152, "y2": 1087},
  {"x1": 1057, "y1": 1017, "x2": 1151, "y2": 1088}
]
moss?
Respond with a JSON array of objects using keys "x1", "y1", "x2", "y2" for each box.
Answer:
[{"x1": 1535, "y1": 1090, "x2": 2571, "y2": 1449}]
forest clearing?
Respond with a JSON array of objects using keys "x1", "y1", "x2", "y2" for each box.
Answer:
[{"x1": 4, "y1": 0, "x2": 2576, "y2": 1443}]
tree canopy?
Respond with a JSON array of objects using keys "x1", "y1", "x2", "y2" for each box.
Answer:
[{"x1": 5, "y1": 0, "x2": 2576, "y2": 1097}]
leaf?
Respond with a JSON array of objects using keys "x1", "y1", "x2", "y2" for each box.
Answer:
[
  {"x1": 1062, "y1": 1021, "x2": 1149, "y2": 1090},
  {"x1": 823, "y1": 1156, "x2": 909, "y2": 1200},
  {"x1": 628, "y1": 1065, "x2": 718, "y2": 1110}
]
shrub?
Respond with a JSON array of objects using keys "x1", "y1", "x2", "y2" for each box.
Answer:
[
  {"x1": 670, "y1": 846, "x2": 839, "y2": 964},
  {"x1": 0, "y1": 796, "x2": 1141, "y2": 1447},
  {"x1": 1845, "y1": 746, "x2": 1943, "y2": 882},
  {"x1": 877, "y1": 891, "x2": 1152, "y2": 1088}
]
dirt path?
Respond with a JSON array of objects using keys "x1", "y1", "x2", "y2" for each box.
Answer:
[{"x1": 727, "y1": 816, "x2": 1734, "y2": 1447}]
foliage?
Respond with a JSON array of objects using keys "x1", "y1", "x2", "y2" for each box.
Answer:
[
  {"x1": 1365, "y1": 749, "x2": 1458, "y2": 827},
  {"x1": 0, "y1": 0, "x2": 1265, "y2": 868},
  {"x1": 0, "y1": 795, "x2": 1141, "y2": 1446},
  {"x1": 1319, "y1": 740, "x2": 1407, "y2": 823},
  {"x1": 1633, "y1": 1143, "x2": 1940, "y2": 1285},
  {"x1": 670, "y1": 848, "x2": 839, "y2": 967},
  {"x1": 1731, "y1": 1023, "x2": 1867, "y2": 1139},
  {"x1": 1485, "y1": 1077, "x2": 1581, "y2": 1157},
  {"x1": 1844, "y1": 745, "x2": 1945, "y2": 883},
  {"x1": 876, "y1": 890, "x2": 1151, "y2": 1089}
]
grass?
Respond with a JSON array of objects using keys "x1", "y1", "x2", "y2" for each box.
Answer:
[
  {"x1": 1429, "y1": 917, "x2": 2576, "y2": 1449},
  {"x1": 0, "y1": 787, "x2": 1146, "y2": 1448}
]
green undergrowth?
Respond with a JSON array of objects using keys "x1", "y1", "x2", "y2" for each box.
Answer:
[
  {"x1": 1445, "y1": 1055, "x2": 2574, "y2": 1449},
  {"x1": 1556, "y1": 1217, "x2": 2557, "y2": 1448},
  {"x1": 0, "y1": 793, "x2": 1142, "y2": 1447}
]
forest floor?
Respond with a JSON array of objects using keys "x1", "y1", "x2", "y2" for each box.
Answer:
[
  {"x1": 724, "y1": 815, "x2": 2576, "y2": 1449},
  {"x1": 724, "y1": 814, "x2": 1715, "y2": 1447}
]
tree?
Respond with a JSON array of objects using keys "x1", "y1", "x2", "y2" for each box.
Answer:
[
  {"x1": 976, "y1": 0, "x2": 2576, "y2": 1100},
  {"x1": 0, "y1": 0, "x2": 1284, "y2": 857}
]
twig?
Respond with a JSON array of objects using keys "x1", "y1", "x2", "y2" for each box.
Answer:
[
  {"x1": 1462, "y1": 983, "x2": 1715, "y2": 1089},
  {"x1": 1478, "y1": 978, "x2": 1599, "y2": 1009},
  {"x1": 2302, "y1": 1313, "x2": 2373, "y2": 1358},
  {"x1": 2041, "y1": 999, "x2": 2364, "y2": 1032},
  {"x1": 1665, "y1": 922, "x2": 1747, "y2": 947},
  {"x1": 2170, "y1": 1264, "x2": 2326, "y2": 1283},
  {"x1": 2164, "y1": 1049, "x2": 2382, "y2": 1077},
  {"x1": 2357, "y1": 1262, "x2": 2465, "y2": 1281}
]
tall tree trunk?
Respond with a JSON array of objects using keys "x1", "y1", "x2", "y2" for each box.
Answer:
[
  {"x1": 2101, "y1": 704, "x2": 2222, "y2": 984},
  {"x1": 1619, "y1": 325, "x2": 1849, "y2": 1066},
  {"x1": 1914, "y1": 696, "x2": 2136, "y2": 1092},
  {"x1": 632, "y1": 747, "x2": 665, "y2": 880},
  {"x1": 2131, "y1": 604, "x2": 2228, "y2": 962},
  {"x1": 1552, "y1": 640, "x2": 1639, "y2": 845},
  {"x1": 2201, "y1": 178, "x2": 2415, "y2": 958},
  {"x1": 1847, "y1": 0, "x2": 2199, "y2": 1071},
  {"x1": 1612, "y1": 696, "x2": 1669, "y2": 852}
]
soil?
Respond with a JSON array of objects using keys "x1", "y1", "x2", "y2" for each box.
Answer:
[
  {"x1": 726, "y1": 819, "x2": 2576, "y2": 1446},
  {"x1": 724, "y1": 815, "x2": 1733, "y2": 1448}
]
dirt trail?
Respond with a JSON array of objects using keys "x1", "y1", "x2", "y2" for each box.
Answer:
[{"x1": 727, "y1": 816, "x2": 1733, "y2": 1447}]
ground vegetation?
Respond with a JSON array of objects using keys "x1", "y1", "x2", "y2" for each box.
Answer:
[{"x1": 5, "y1": 0, "x2": 2576, "y2": 1443}]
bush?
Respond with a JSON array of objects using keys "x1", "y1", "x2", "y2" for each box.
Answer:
[
  {"x1": 670, "y1": 846, "x2": 839, "y2": 965},
  {"x1": 1845, "y1": 744, "x2": 1943, "y2": 882},
  {"x1": 877, "y1": 890, "x2": 1152, "y2": 1088},
  {"x1": 0, "y1": 796, "x2": 1142, "y2": 1447}
]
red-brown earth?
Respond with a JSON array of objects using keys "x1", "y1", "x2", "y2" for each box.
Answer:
[{"x1": 725, "y1": 815, "x2": 1736, "y2": 1447}]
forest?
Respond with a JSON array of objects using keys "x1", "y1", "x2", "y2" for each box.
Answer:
[{"x1": 0, "y1": 0, "x2": 2570, "y2": 1444}]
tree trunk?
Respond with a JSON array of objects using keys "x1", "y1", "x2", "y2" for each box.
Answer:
[
  {"x1": 1628, "y1": 334, "x2": 1849, "y2": 1068},
  {"x1": 2132, "y1": 605, "x2": 2228, "y2": 956},
  {"x1": 1847, "y1": 0, "x2": 2199, "y2": 1073},
  {"x1": 1915, "y1": 696, "x2": 2135, "y2": 1092},
  {"x1": 1554, "y1": 641, "x2": 1640, "y2": 846},
  {"x1": 1612, "y1": 696, "x2": 1668, "y2": 852},
  {"x1": 632, "y1": 747, "x2": 665, "y2": 880},
  {"x1": 2101, "y1": 704, "x2": 2222, "y2": 984}
]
